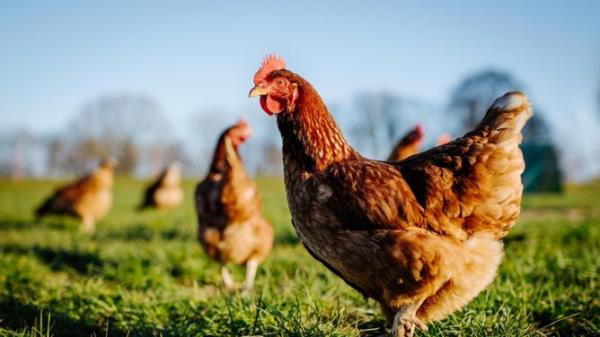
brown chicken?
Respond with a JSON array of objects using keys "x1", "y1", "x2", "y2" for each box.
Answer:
[
  {"x1": 194, "y1": 119, "x2": 273, "y2": 290},
  {"x1": 138, "y1": 162, "x2": 184, "y2": 210},
  {"x1": 35, "y1": 157, "x2": 117, "y2": 232},
  {"x1": 387, "y1": 124, "x2": 424, "y2": 162},
  {"x1": 249, "y1": 55, "x2": 532, "y2": 336}
]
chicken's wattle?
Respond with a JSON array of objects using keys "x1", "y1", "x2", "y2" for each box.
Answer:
[{"x1": 260, "y1": 95, "x2": 285, "y2": 115}]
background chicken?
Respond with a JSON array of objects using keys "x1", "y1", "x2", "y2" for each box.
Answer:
[
  {"x1": 138, "y1": 162, "x2": 184, "y2": 210},
  {"x1": 387, "y1": 124, "x2": 424, "y2": 162},
  {"x1": 436, "y1": 133, "x2": 452, "y2": 146},
  {"x1": 249, "y1": 56, "x2": 532, "y2": 337},
  {"x1": 194, "y1": 119, "x2": 273, "y2": 290},
  {"x1": 35, "y1": 157, "x2": 117, "y2": 232}
]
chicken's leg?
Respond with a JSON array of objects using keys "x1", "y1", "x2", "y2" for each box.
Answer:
[
  {"x1": 220, "y1": 265, "x2": 235, "y2": 289},
  {"x1": 391, "y1": 303, "x2": 427, "y2": 337},
  {"x1": 81, "y1": 217, "x2": 95, "y2": 233},
  {"x1": 244, "y1": 258, "x2": 259, "y2": 290}
]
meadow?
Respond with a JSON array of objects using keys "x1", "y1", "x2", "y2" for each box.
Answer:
[{"x1": 0, "y1": 177, "x2": 598, "y2": 337}]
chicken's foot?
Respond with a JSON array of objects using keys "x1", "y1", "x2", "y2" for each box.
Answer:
[{"x1": 391, "y1": 304, "x2": 427, "y2": 337}]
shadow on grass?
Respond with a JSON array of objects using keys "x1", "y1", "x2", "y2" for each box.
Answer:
[
  {"x1": 96, "y1": 223, "x2": 193, "y2": 242},
  {"x1": 0, "y1": 299, "x2": 132, "y2": 337},
  {"x1": 275, "y1": 230, "x2": 300, "y2": 246},
  {"x1": 356, "y1": 318, "x2": 387, "y2": 337},
  {"x1": 0, "y1": 219, "x2": 35, "y2": 230},
  {"x1": 0, "y1": 244, "x2": 103, "y2": 274},
  {"x1": 0, "y1": 217, "x2": 78, "y2": 231},
  {"x1": 532, "y1": 309, "x2": 599, "y2": 337},
  {"x1": 503, "y1": 233, "x2": 527, "y2": 246}
]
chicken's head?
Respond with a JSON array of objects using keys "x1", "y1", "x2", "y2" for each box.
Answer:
[
  {"x1": 164, "y1": 161, "x2": 182, "y2": 184},
  {"x1": 415, "y1": 123, "x2": 424, "y2": 138},
  {"x1": 408, "y1": 123, "x2": 425, "y2": 145},
  {"x1": 100, "y1": 157, "x2": 119, "y2": 170},
  {"x1": 248, "y1": 55, "x2": 299, "y2": 115},
  {"x1": 227, "y1": 118, "x2": 253, "y2": 146}
]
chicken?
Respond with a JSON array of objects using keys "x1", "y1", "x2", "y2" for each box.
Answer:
[
  {"x1": 387, "y1": 124, "x2": 424, "y2": 162},
  {"x1": 194, "y1": 119, "x2": 273, "y2": 290},
  {"x1": 35, "y1": 157, "x2": 117, "y2": 232},
  {"x1": 138, "y1": 162, "x2": 184, "y2": 210},
  {"x1": 249, "y1": 55, "x2": 532, "y2": 337}
]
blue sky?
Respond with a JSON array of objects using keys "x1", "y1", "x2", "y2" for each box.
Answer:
[{"x1": 1, "y1": 1, "x2": 599, "y2": 139}]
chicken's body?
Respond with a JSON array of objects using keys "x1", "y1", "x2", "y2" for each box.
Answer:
[
  {"x1": 35, "y1": 158, "x2": 116, "y2": 232},
  {"x1": 139, "y1": 162, "x2": 184, "y2": 210},
  {"x1": 387, "y1": 124, "x2": 424, "y2": 162},
  {"x1": 195, "y1": 121, "x2": 273, "y2": 290},
  {"x1": 249, "y1": 57, "x2": 531, "y2": 336}
]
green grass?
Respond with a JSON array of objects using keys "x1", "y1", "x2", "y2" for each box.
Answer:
[{"x1": 0, "y1": 177, "x2": 598, "y2": 337}]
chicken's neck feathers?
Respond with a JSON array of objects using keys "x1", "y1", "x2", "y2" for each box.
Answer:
[
  {"x1": 277, "y1": 80, "x2": 358, "y2": 171},
  {"x1": 208, "y1": 135, "x2": 242, "y2": 175}
]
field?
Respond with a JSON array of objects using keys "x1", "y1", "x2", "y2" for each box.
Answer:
[{"x1": 0, "y1": 177, "x2": 598, "y2": 337}]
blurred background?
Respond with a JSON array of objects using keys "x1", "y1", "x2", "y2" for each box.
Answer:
[{"x1": 1, "y1": 1, "x2": 599, "y2": 190}]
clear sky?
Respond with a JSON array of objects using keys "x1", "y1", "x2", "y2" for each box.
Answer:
[{"x1": 1, "y1": 1, "x2": 599, "y2": 167}]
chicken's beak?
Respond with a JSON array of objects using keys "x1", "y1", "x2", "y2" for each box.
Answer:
[{"x1": 248, "y1": 86, "x2": 268, "y2": 97}]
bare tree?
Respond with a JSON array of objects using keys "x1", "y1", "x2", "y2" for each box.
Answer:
[
  {"x1": 350, "y1": 92, "x2": 402, "y2": 158},
  {"x1": 62, "y1": 138, "x2": 105, "y2": 173},
  {"x1": 449, "y1": 69, "x2": 554, "y2": 145},
  {"x1": 347, "y1": 92, "x2": 441, "y2": 159},
  {"x1": 255, "y1": 141, "x2": 283, "y2": 176},
  {"x1": 71, "y1": 94, "x2": 168, "y2": 143},
  {"x1": 45, "y1": 136, "x2": 66, "y2": 176},
  {"x1": 64, "y1": 93, "x2": 174, "y2": 175},
  {"x1": 161, "y1": 142, "x2": 190, "y2": 169},
  {"x1": 119, "y1": 138, "x2": 139, "y2": 174},
  {"x1": 449, "y1": 69, "x2": 522, "y2": 133},
  {"x1": 0, "y1": 130, "x2": 44, "y2": 179}
]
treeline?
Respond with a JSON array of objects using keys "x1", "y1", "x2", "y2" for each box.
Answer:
[{"x1": 0, "y1": 69, "x2": 556, "y2": 179}]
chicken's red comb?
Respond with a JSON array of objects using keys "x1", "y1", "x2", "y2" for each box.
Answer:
[
  {"x1": 254, "y1": 54, "x2": 286, "y2": 85},
  {"x1": 237, "y1": 117, "x2": 249, "y2": 126},
  {"x1": 235, "y1": 117, "x2": 253, "y2": 137}
]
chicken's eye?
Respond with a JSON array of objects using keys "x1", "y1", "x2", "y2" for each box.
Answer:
[{"x1": 275, "y1": 79, "x2": 285, "y2": 86}]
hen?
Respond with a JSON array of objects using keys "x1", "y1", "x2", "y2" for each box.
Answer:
[
  {"x1": 138, "y1": 162, "x2": 184, "y2": 210},
  {"x1": 249, "y1": 55, "x2": 532, "y2": 336},
  {"x1": 387, "y1": 124, "x2": 424, "y2": 162},
  {"x1": 35, "y1": 157, "x2": 117, "y2": 232},
  {"x1": 194, "y1": 119, "x2": 273, "y2": 290}
]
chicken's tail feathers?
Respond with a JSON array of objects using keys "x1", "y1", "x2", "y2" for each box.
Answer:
[
  {"x1": 479, "y1": 91, "x2": 533, "y2": 142},
  {"x1": 34, "y1": 196, "x2": 57, "y2": 220},
  {"x1": 464, "y1": 92, "x2": 532, "y2": 239}
]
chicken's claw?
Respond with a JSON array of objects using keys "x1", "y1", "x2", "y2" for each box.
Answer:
[
  {"x1": 392, "y1": 319, "x2": 415, "y2": 337},
  {"x1": 391, "y1": 315, "x2": 427, "y2": 337}
]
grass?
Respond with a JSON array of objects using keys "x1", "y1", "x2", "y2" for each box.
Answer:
[{"x1": 0, "y1": 177, "x2": 598, "y2": 337}]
